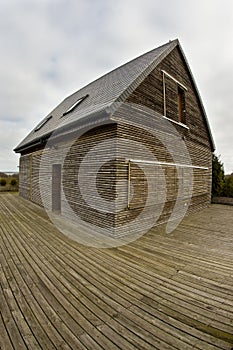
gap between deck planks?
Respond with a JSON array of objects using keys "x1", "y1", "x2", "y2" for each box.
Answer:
[{"x1": 0, "y1": 193, "x2": 233, "y2": 349}]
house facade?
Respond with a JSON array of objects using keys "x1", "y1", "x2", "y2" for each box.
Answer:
[{"x1": 14, "y1": 39, "x2": 214, "y2": 238}]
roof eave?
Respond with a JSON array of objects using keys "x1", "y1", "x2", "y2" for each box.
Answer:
[{"x1": 14, "y1": 108, "x2": 112, "y2": 154}]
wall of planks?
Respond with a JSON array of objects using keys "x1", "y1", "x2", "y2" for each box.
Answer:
[{"x1": 18, "y1": 46, "x2": 212, "y2": 237}]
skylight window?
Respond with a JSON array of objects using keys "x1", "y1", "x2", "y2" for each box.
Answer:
[
  {"x1": 34, "y1": 115, "x2": 52, "y2": 132},
  {"x1": 62, "y1": 94, "x2": 89, "y2": 116}
]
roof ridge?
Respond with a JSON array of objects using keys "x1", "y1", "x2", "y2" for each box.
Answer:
[
  {"x1": 14, "y1": 40, "x2": 180, "y2": 152},
  {"x1": 15, "y1": 39, "x2": 214, "y2": 153},
  {"x1": 65, "y1": 40, "x2": 178, "y2": 101},
  {"x1": 110, "y1": 39, "x2": 179, "y2": 112}
]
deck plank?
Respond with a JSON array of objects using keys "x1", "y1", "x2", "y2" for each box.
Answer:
[{"x1": 0, "y1": 193, "x2": 233, "y2": 349}]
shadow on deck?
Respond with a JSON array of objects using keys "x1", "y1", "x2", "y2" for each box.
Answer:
[{"x1": 0, "y1": 193, "x2": 233, "y2": 350}]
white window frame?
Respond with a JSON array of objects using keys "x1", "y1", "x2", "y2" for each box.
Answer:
[{"x1": 161, "y1": 70, "x2": 188, "y2": 127}]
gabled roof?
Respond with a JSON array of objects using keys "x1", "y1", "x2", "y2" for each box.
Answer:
[{"x1": 14, "y1": 39, "x2": 214, "y2": 152}]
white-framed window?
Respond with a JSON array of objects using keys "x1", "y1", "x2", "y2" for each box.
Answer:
[{"x1": 162, "y1": 70, "x2": 187, "y2": 124}]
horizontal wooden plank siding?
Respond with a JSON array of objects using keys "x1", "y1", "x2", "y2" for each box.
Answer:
[
  {"x1": 126, "y1": 46, "x2": 212, "y2": 149},
  {"x1": 31, "y1": 152, "x2": 43, "y2": 206},
  {"x1": 124, "y1": 45, "x2": 212, "y2": 217},
  {"x1": 107, "y1": 113, "x2": 210, "y2": 232},
  {"x1": 19, "y1": 155, "x2": 31, "y2": 200},
  {"x1": 62, "y1": 124, "x2": 118, "y2": 229},
  {"x1": 18, "y1": 124, "x2": 211, "y2": 236},
  {"x1": 18, "y1": 45, "x2": 212, "y2": 236}
]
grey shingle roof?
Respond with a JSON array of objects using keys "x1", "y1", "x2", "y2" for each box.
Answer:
[{"x1": 14, "y1": 39, "x2": 214, "y2": 152}]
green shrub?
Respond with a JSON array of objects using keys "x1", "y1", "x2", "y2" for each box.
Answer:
[
  {"x1": 0, "y1": 178, "x2": 7, "y2": 186},
  {"x1": 222, "y1": 177, "x2": 233, "y2": 198},
  {"x1": 10, "y1": 178, "x2": 17, "y2": 186}
]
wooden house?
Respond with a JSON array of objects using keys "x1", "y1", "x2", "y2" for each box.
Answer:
[{"x1": 14, "y1": 39, "x2": 214, "y2": 237}]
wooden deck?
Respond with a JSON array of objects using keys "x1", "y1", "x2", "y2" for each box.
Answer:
[{"x1": 1, "y1": 193, "x2": 233, "y2": 350}]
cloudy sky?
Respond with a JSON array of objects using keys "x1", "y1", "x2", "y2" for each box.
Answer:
[{"x1": 1, "y1": 0, "x2": 233, "y2": 173}]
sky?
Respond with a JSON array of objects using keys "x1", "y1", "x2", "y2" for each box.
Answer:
[{"x1": 0, "y1": 0, "x2": 233, "y2": 173}]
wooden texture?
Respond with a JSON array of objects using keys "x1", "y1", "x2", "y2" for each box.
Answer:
[
  {"x1": 125, "y1": 45, "x2": 212, "y2": 212},
  {"x1": 126, "y1": 46, "x2": 212, "y2": 150},
  {"x1": 19, "y1": 155, "x2": 30, "y2": 200},
  {"x1": 52, "y1": 164, "x2": 61, "y2": 212},
  {"x1": 0, "y1": 193, "x2": 233, "y2": 349},
  {"x1": 17, "y1": 45, "x2": 212, "y2": 236}
]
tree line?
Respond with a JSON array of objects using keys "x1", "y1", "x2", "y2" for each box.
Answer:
[{"x1": 212, "y1": 154, "x2": 233, "y2": 197}]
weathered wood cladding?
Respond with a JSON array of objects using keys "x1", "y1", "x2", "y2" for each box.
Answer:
[
  {"x1": 126, "y1": 47, "x2": 212, "y2": 150},
  {"x1": 112, "y1": 123, "x2": 211, "y2": 229},
  {"x1": 124, "y1": 45, "x2": 212, "y2": 215},
  {"x1": 31, "y1": 152, "x2": 43, "y2": 206},
  {"x1": 18, "y1": 125, "x2": 118, "y2": 228},
  {"x1": 18, "y1": 119, "x2": 211, "y2": 236},
  {"x1": 17, "y1": 44, "x2": 213, "y2": 237},
  {"x1": 19, "y1": 155, "x2": 31, "y2": 200},
  {"x1": 62, "y1": 124, "x2": 118, "y2": 228}
]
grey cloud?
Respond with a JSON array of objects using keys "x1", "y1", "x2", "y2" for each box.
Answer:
[{"x1": 0, "y1": 0, "x2": 233, "y2": 172}]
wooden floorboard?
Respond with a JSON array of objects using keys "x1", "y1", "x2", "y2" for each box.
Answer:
[{"x1": 0, "y1": 193, "x2": 233, "y2": 349}]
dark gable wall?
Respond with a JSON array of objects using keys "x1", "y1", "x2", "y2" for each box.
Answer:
[
  {"x1": 121, "y1": 46, "x2": 212, "y2": 219},
  {"x1": 126, "y1": 46, "x2": 212, "y2": 152}
]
